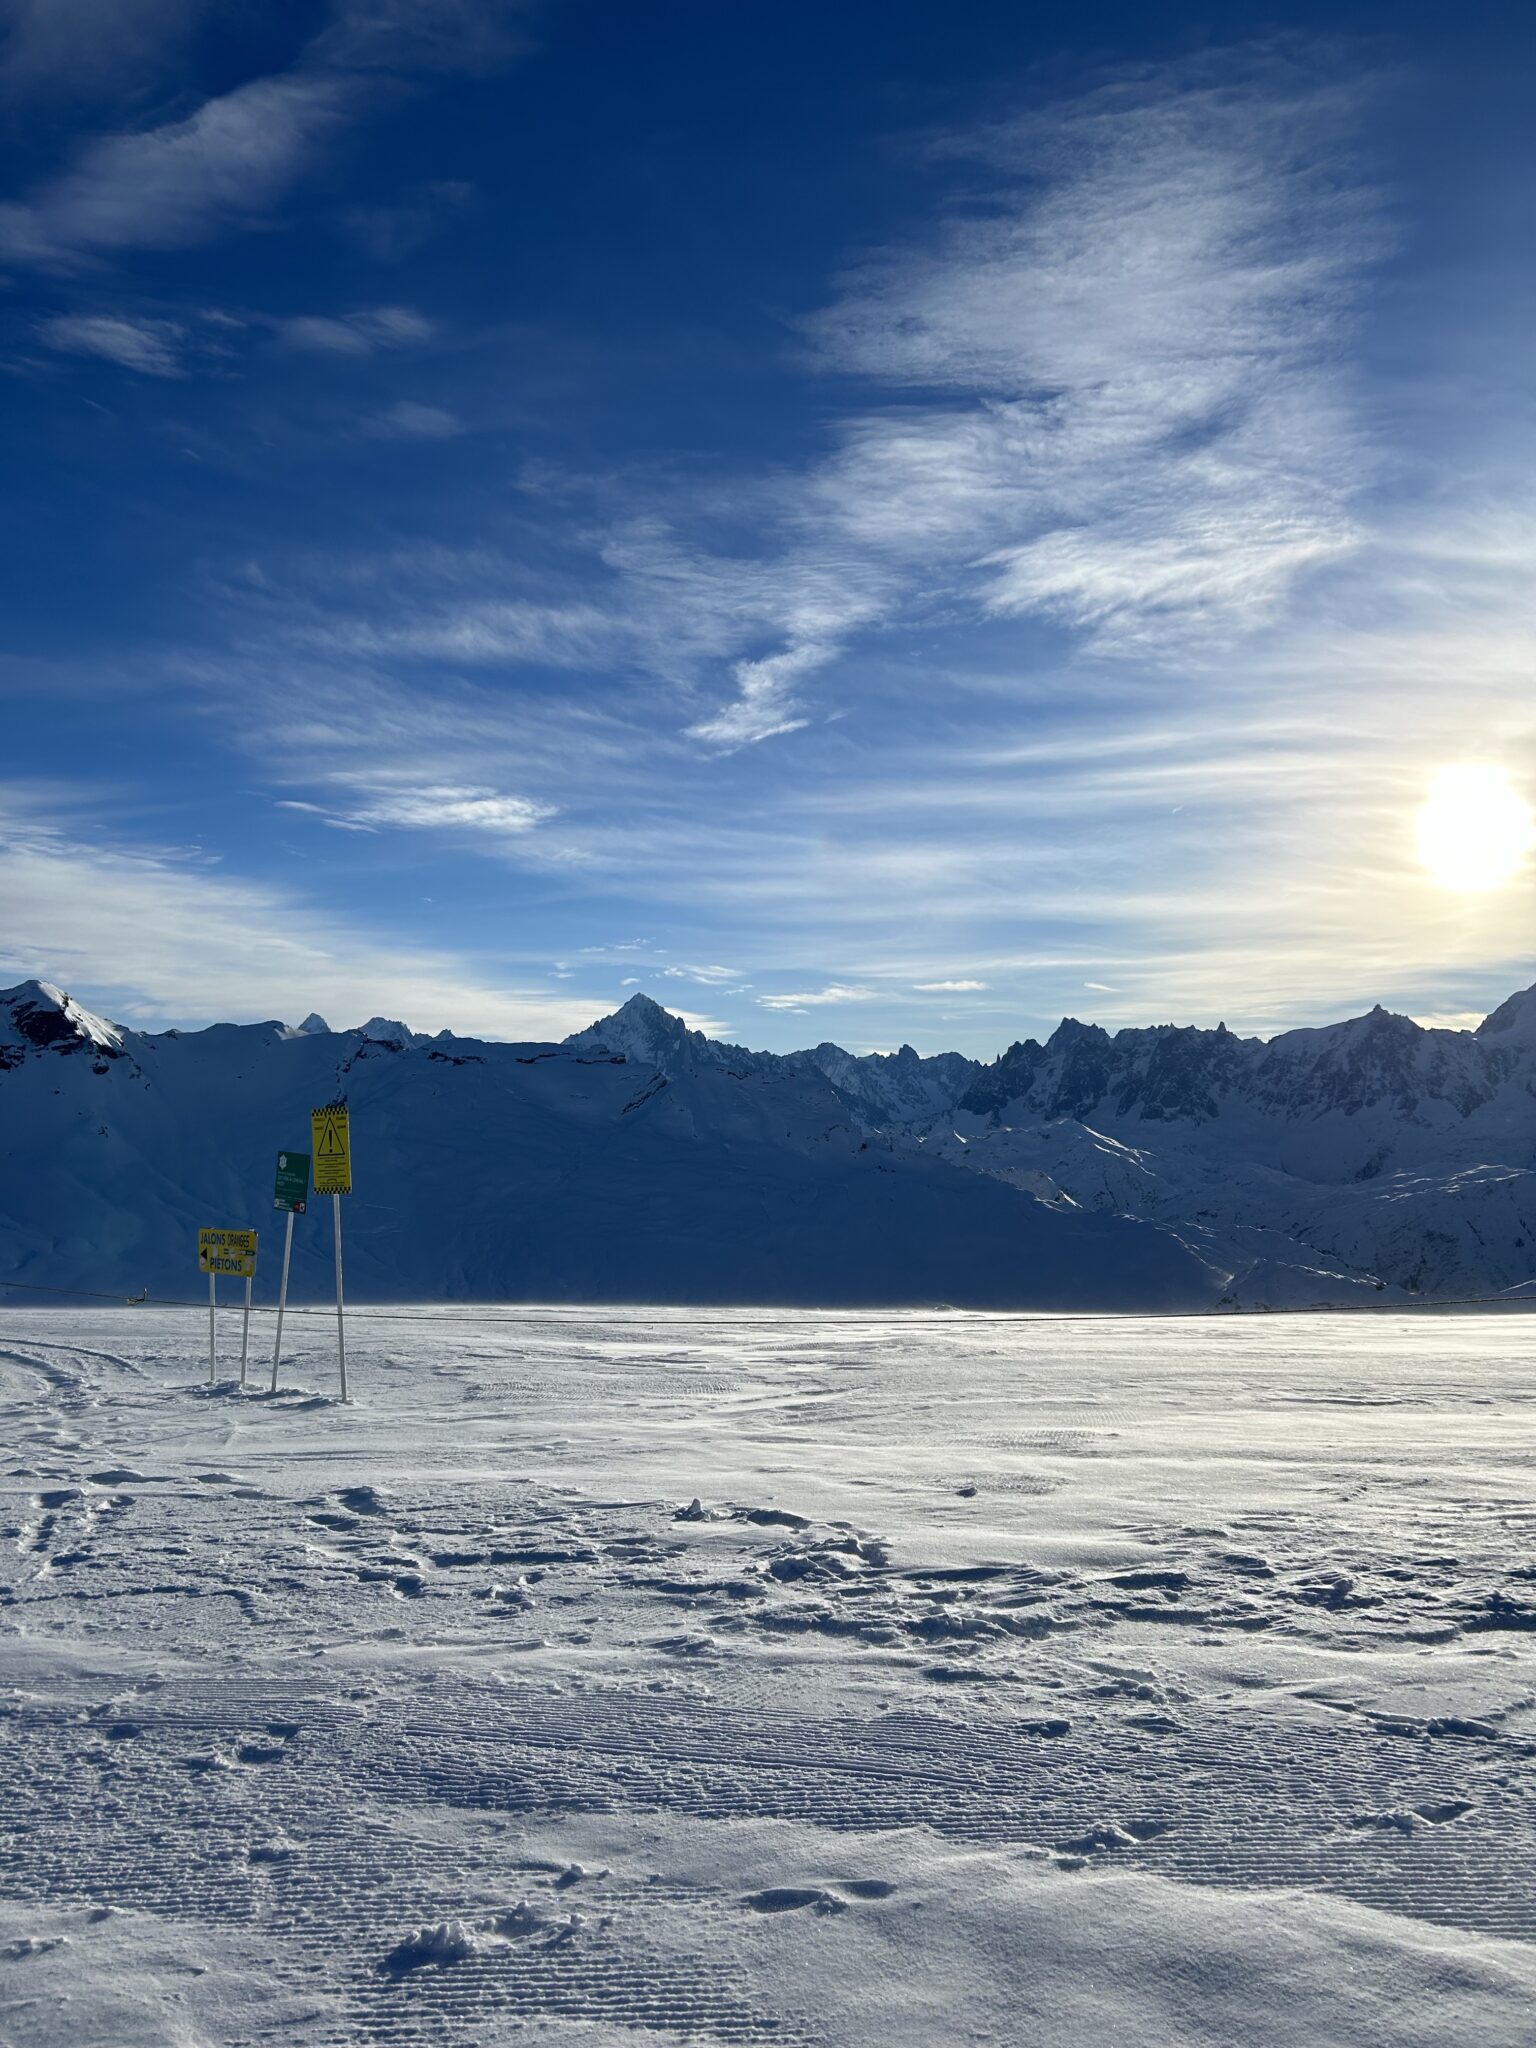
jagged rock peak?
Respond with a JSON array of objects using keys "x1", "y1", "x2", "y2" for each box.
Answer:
[
  {"x1": 295, "y1": 1013, "x2": 331, "y2": 1036},
  {"x1": 564, "y1": 992, "x2": 723, "y2": 1069},
  {"x1": 359, "y1": 1016, "x2": 418, "y2": 1047},
  {"x1": 1047, "y1": 1017, "x2": 1112, "y2": 1050}
]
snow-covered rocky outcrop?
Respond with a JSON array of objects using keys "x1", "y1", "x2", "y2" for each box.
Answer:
[
  {"x1": 0, "y1": 978, "x2": 124, "y2": 1067},
  {"x1": 799, "y1": 1042, "x2": 981, "y2": 1129}
]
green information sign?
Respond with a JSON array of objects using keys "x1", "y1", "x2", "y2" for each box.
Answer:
[{"x1": 273, "y1": 1150, "x2": 310, "y2": 1214}]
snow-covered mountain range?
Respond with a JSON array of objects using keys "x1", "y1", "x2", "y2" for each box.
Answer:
[
  {"x1": 0, "y1": 980, "x2": 1204, "y2": 1311},
  {"x1": 567, "y1": 986, "x2": 1536, "y2": 1305},
  {"x1": 2, "y1": 975, "x2": 1532, "y2": 1310},
  {"x1": 899, "y1": 994, "x2": 1536, "y2": 1305}
]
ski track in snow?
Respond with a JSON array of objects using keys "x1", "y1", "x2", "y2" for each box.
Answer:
[{"x1": 2, "y1": 1306, "x2": 1535, "y2": 2045}]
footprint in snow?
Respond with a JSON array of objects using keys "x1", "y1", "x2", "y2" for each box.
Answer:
[
  {"x1": 744, "y1": 1887, "x2": 848, "y2": 1916},
  {"x1": 335, "y1": 1485, "x2": 390, "y2": 1516},
  {"x1": 4, "y1": 1934, "x2": 70, "y2": 1960},
  {"x1": 384, "y1": 1900, "x2": 587, "y2": 1976},
  {"x1": 382, "y1": 1920, "x2": 479, "y2": 1976},
  {"x1": 1055, "y1": 1820, "x2": 1169, "y2": 1856},
  {"x1": 743, "y1": 1881, "x2": 897, "y2": 1915},
  {"x1": 1349, "y1": 1801, "x2": 1475, "y2": 1833}
]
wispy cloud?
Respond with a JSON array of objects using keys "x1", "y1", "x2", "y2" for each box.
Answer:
[
  {"x1": 280, "y1": 780, "x2": 553, "y2": 837},
  {"x1": 313, "y1": 0, "x2": 534, "y2": 76},
  {"x1": 0, "y1": 72, "x2": 349, "y2": 269},
  {"x1": 305, "y1": 598, "x2": 620, "y2": 667},
  {"x1": 37, "y1": 311, "x2": 184, "y2": 375},
  {"x1": 685, "y1": 645, "x2": 822, "y2": 747},
  {"x1": 367, "y1": 399, "x2": 463, "y2": 438},
  {"x1": 0, "y1": 2, "x2": 532, "y2": 271},
  {"x1": 758, "y1": 985, "x2": 877, "y2": 1011},
  {"x1": 0, "y1": 0, "x2": 221, "y2": 106},
  {"x1": 662, "y1": 963, "x2": 745, "y2": 986},
  {"x1": 273, "y1": 305, "x2": 433, "y2": 355},
  {"x1": 599, "y1": 518, "x2": 891, "y2": 709},
  {"x1": 349, "y1": 783, "x2": 552, "y2": 833},
  {"x1": 913, "y1": 979, "x2": 987, "y2": 992},
  {"x1": 672, "y1": 47, "x2": 1378, "y2": 739},
  {"x1": 578, "y1": 515, "x2": 891, "y2": 747}
]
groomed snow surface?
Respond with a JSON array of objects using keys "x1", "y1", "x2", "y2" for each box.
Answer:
[{"x1": 2, "y1": 1305, "x2": 1534, "y2": 2045}]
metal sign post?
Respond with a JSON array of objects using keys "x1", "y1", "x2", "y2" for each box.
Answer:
[
  {"x1": 333, "y1": 1194, "x2": 348, "y2": 1403},
  {"x1": 310, "y1": 1106, "x2": 352, "y2": 1402},
  {"x1": 270, "y1": 1151, "x2": 310, "y2": 1393},
  {"x1": 197, "y1": 1229, "x2": 258, "y2": 1386},
  {"x1": 240, "y1": 1273, "x2": 252, "y2": 1387},
  {"x1": 270, "y1": 1213, "x2": 294, "y2": 1392}
]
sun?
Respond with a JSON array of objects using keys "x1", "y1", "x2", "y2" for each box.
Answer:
[{"x1": 1415, "y1": 765, "x2": 1534, "y2": 893}]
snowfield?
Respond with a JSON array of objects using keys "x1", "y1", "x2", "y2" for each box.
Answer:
[{"x1": 2, "y1": 1304, "x2": 1535, "y2": 2045}]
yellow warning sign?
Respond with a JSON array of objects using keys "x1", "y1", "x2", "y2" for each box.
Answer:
[
  {"x1": 311, "y1": 1103, "x2": 352, "y2": 1195},
  {"x1": 198, "y1": 1226, "x2": 257, "y2": 1278}
]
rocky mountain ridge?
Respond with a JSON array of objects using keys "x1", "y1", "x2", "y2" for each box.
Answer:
[
  {"x1": 2, "y1": 974, "x2": 1531, "y2": 1307},
  {"x1": 571, "y1": 985, "x2": 1536, "y2": 1301}
]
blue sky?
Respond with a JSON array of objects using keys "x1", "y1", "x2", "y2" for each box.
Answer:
[{"x1": 2, "y1": 0, "x2": 1533, "y2": 1053}]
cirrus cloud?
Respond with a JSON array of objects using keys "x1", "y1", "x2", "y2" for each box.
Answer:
[
  {"x1": 758, "y1": 985, "x2": 877, "y2": 1011},
  {"x1": 37, "y1": 310, "x2": 184, "y2": 374},
  {"x1": 0, "y1": 72, "x2": 348, "y2": 270}
]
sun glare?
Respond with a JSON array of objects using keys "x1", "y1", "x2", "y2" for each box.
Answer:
[{"x1": 1415, "y1": 765, "x2": 1534, "y2": 893}]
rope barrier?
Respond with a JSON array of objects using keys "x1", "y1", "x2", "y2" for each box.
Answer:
[{"x1": 0, "y1": 1273, "x2": 1529, "y2": 1325}]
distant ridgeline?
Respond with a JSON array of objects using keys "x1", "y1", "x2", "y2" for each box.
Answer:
[{"x1": 2, "y1": 978, "x2": 1534, "y2": 1312}]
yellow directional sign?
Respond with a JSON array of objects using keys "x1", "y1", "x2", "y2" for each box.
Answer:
[
  {"x1": 311, "y1": 1103, "x2": 352, "y2": 1195},
  {"x1": 198, "y1": 1226, "x2": 257, "y2": 1278}
]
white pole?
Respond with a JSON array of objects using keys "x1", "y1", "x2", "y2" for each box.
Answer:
[
  {"x1": 207, "y1": 1271, "x2": 217, "y2": 1383},
  {"x1": 240, "y1": 1272, "x2": 252, "y2": 1387},
  {"x1": 270, "y1": 1209, "x2": 294, "y2": 1394},
  {"x1": 333, "y1": 1192, "x2": 348, "y2": 1403}
]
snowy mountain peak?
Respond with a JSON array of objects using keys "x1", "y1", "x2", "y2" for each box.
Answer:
[
  {"x1": 564, "y1": 992, "x2": 736, "y2": 1072},
  {"x1": 1477, "y1": 981, "x2": 1536, "y2": 1045},
  {"x1": 1047, "y1": 1017, "x2": 1111, "y2": 1049},
  {"x1": 359, "y1": 1016, "x2": 419, "y2": 1048},
  {"x1": 295, "y1": 1012, "x2": 331, "y2": 1036},
  {"x1": 0, "y1": 978, "x2": 124, "y2": 1062}
]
